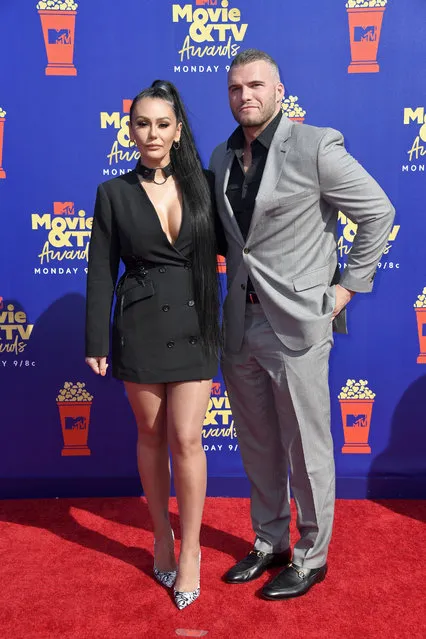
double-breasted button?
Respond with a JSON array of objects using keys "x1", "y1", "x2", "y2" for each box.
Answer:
[
  {"x1": 189, "y1": 337, "x2": 198, "y2": 345},
  {"x1": 159, "y1": 266, "x2": 166, "y2": 273},
  {"x1": 241, "y1": 283, "x2": 246, "y2": 290},
  {"x1": 187, "y1": 300, "x2": 195, "y2": 307},
  {"x1": 162, "y1": 305, "x2": 170, "y2": 312},
  {"x1": 243, "y1": 248, "x2": 250, "y2": 254},
  {"x1": 167, "y1": 341, "x2": 175, "y2": 348},
  {"x1": 184, "y1": 261, "x2": 192, "y2": 270}
]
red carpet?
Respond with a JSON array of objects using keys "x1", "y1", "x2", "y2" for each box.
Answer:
[{"x1": 0, "y1": 497, "x2": 424, "y2": 639}]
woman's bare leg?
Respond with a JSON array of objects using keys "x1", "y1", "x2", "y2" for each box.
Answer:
[
  {"x1": 125, "y1": 381, "x2": 176, "y2": 572},
  {"x1": 167, "y1": 379, "x2": 212, "y2": 591}
]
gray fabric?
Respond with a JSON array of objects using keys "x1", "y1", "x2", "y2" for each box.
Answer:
[
  {"x1": 209, "y1": 116, "x2": 395, "y2": 353},
  {"x1": 209, "y1": 115, "x2": 395, "y2": 568},
  {"x1": 223, "y1": 305, "x2": 334, "y2": 568}
]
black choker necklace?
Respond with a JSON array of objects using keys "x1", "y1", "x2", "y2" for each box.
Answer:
[{"x1": 135, "y1": 161, "x2": 174, "y2": 185}]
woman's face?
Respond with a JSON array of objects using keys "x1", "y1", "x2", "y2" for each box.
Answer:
[{"x1": 129, "y1": 97, "x2": 182, "y2": 166}]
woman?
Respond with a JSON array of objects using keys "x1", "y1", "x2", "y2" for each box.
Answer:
[{"x1": 85, "y1": 80, "x2": 222, "y2": 610}]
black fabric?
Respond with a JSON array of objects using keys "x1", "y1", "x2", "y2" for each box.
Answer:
[
  {"x1": 85, "y1": 169, "x2": 220, "y2": 383},
  {"x1": 226, "y1": 111, "x2": 282, "y2": 298}
]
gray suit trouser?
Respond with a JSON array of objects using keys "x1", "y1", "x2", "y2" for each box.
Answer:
[{"x1": 222, "y1": 304, "x2": 335, "y2": 569}]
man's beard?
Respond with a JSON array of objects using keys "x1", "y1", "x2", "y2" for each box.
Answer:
[{"x1": 233, "y1": 101, "x2": 277, "y2": 128}]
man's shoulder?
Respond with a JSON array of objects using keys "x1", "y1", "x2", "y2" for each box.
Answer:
[
  {"x1": 210, "y1": 140, "x2": 228, "y2": 159},
  {"x1": 288, "y1": 120, "x2": 344, "y2": 148}
]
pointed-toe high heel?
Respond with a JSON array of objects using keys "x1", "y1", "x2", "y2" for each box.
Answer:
[
  {"x1": 153, "y1": 530, "x2": 177, "y2": 589},
  {"x1": 173, "y1": 551, "x2": 201, "y2": 610}
]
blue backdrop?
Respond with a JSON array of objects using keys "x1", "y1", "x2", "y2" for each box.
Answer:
[{"x1": 1, "y1": 0, "x2": 425, "y2": 499}]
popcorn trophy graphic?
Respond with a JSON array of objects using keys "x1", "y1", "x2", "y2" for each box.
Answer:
[
  {"x1": 57, "y1": 382, "x2": 93, "y2": 456},
  {"x1": 281, "y1": 96, "x2": 306, "y2": 123},
  {"x1": 346, "y1": 0, "x2": 388, "y2": 74},
  {"x1": 338, "y1": 379, "x2": 375, "y2": 453},
  {"x1": 414, "y1": 288, "x2": 426, "y2": 364},
  {"x1": 0, "y1": 108, "x2": 6, "y2": 179},
  {"x1": 37, "y1": 1, "x2": 78, "y2": 76}
]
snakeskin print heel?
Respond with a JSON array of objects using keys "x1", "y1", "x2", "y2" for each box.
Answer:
[
  {"x1": 153, "y1": 530, "x2": 177, "y2": 589},
  {"x1": 173, "y1": 551, "x2": 201, "y2": 610}
]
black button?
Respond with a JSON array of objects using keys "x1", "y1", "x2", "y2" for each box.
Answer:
[
  {"x1": 167, "y1": 341, "x2": 175, "y2": 348},
  {"x1": 184, "y1": 261, "x2": 192, "y2": 270},
  {"x1": 189, "y1": 337, "x2": 198, "y2": 345},
  {"x1": 162, "y1": 305, "x2": 170, "y2": 312},
  {"x1": 241, "y1": 283, "x2": 246, "y2": 290},
  {"x1": 187, "y1": 300, "x2": 195, "y2": 307},
  {"x1": 159, "y1": 267, "x2": 166, "y2": 273},
  {"x1": 243, "y1": 248, "x2": 250, "y2": 254}
]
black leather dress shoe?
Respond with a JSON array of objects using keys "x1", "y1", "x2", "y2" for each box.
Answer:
[
  {"x1": 261, "y1": 562, "x2": 327, "y2": 599},
  {"x1": 224, "y1": 548, "x2": 292, "y2": 584}
]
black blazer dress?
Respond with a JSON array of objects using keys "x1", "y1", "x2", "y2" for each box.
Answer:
[{"x1": 85, "y1": 169, "x2": 221, "y2": 384}]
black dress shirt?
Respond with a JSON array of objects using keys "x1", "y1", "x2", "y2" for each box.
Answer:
[{"x1": 226, "y1": 110, "x2": 282, "y2": 297}]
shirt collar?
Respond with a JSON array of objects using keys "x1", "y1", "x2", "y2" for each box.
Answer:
[{"x1": 227, "y1": 110, "x2": 282, "y2": 151}]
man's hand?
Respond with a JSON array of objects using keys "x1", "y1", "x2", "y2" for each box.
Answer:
[
  {"x1": 85, "y1": 356, "x2": 108, "y2": 376},
  {"x1": 332, "y1": 284, "x2": 355, "y2": 319}
]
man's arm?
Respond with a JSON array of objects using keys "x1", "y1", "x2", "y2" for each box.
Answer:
[{"x1": 318, "y1": 128, "x2": 395, "y2": 294}]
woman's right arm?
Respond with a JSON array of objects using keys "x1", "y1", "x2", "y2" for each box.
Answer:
[{"x1": 85, "y1": 184, "x2": 120, "y2": 373}]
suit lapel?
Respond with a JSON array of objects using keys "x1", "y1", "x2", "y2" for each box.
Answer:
[
  {"x1": 218, "y1": 147, "x2": 245, "y2": 246},
  {"x1": 247, "y1": 116, "x2": 293, "y2": 240}
]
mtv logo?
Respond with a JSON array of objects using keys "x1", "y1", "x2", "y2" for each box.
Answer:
[
  {"x1": 347, "y1": 414, "x2": 368, "y2": 428},
  {"x1": 354, "y1": 26, "x2": 377, "y2": 43},
  {"x1": 48, "y1": 29, "x2": 71, "y2": 45},
  {"x1": 65, "y1": 416, "x2": 87, "y2": 431},
  {"x1": 54, "y1": 202, "x2": 74, "y2": 216},
  {"x1": 196, "y1": 0, "x2": 217, "y2": 5},
  {"x1": 211, "y1": 382, "x2": 221, "y2": 396},
  {"x1": 122, "y1": 99, "x2": 132, "y2": 114}
]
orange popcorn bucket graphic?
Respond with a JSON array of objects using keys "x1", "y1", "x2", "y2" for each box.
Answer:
[
  {"x1": 217, "y1": 255, "x2": 226, "y2": 274},
  {"x1": 415, "y1": 308, "x2": 426, "y2": 364},
  {"x1": 288, "y1": 117, "x2": 305, "y2": 123},
  {"x1": 38, "y1": 10, "x2": 77, "y2": 76},
  {"x1": 57, "y1": 401, "x2": 91, "y2": 456},
  {"x1": 339, "y1": 399, "x2": 374, "y2": 453},
  {"x1": 0, "y1": 117, "x2": 5, "y2": 179},
  {"x1": 347, "y1": 7, "x2": 386, "y2": 74}
]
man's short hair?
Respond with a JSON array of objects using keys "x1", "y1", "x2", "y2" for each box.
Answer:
[{"x1": 229, "y1": 49, "x2": 280, "y2": 79}]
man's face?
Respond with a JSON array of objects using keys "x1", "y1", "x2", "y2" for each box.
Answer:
[{"x1": 228, "y1": 60, "x2": 284, "y2": 128}]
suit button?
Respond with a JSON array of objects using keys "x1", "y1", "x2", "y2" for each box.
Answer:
[
  {"x1": 159, "y1": 266, "x2": 166, "y2": 273},
  {"x1": 184, "y1": 261, "x2": 192, "y2": 270},
  {"x1": 167, "y1": 341, "x2": 175, "y2": 348},
  {"x1": 243, "y1": 248, "x2": 250, "y2": 254},
  {"x1": 162, "y1": 305, "x2": 170, "y2": 312},
  {"x1": 189, "y1": 337, "x2": 198, "y2": 345},
  {"x1": 241, "y1": 283, "x2": 246, "y2": 290},
  {"x1": 187, "y1": 300, "x2": 195, "y2": 307}
]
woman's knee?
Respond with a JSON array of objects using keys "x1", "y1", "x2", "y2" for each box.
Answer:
[
  {"x1": 137, "y1": 422, "x2": 167, "y2": 448},
  {"x1": 169, "y1": 430, "x2": 203, "y2": 457}
]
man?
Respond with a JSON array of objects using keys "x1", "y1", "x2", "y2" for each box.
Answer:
[{"x1": 209, "y1": 49, "x2": 395, "y2": 600}]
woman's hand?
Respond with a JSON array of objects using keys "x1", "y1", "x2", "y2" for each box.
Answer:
[{"x1": 85, "y1": 356, "x2": 108, "y2": 376}]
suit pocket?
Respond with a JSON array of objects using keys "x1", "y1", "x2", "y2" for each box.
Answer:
[
  {"x1": 267, "y1": 190, "x2": 314, "y2": 216},
  {"x1": 120, "y1": 280, "x2": 155, "y2": 309},
  {"x1": 293, "y1": 265, "x2": 329, "y2": 292}
]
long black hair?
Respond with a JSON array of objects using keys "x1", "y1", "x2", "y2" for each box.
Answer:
[{"x1": 130, "y1": 80, "x2": 221, "y2": 358}]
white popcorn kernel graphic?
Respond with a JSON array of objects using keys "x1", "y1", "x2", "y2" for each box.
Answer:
[
  {"x1": 346, "y1": 0, "x2": 388, "y2": 7},
  {"x1": 281, "y1": 95, "x2": 306, "y2": 119},
  {"x1": 338, "y1": 378, "x2": 376, "y2": 400},
  {"x1": 37, "y1": 0, "x2": 78, "y2": 9},
  {"x1": 414, "y1": 288, "x2": 426, "y2": 308}
]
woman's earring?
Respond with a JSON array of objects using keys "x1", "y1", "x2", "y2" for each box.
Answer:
[
  {"x1": 173, "y1": 140, "x2": 180, "y2": 150},
  {"x1": 129, "y1": 139, "x2": 136, "y2": 147}
]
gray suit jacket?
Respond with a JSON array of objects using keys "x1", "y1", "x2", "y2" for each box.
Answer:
[{"x1": 209, "y1": 115, "x2": 395, "y2": 353}]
